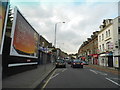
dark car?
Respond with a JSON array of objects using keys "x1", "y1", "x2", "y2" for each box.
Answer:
[
  {"x1": 81, "y1": 60, "x2": 88, "y2": 65},
  {"x1": 67, "y1": 60, "x2": 72, "y2": 64},
  {"x1": 71, "y1": 59, "x2": 83, "y2": 68},
  {"x1": 55, "y1": 59, "x2": 66, "y2": 68}
]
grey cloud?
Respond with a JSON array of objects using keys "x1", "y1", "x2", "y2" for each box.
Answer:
[{"x1": 11, "y1": 1, "x2": 118, "y2": 54}]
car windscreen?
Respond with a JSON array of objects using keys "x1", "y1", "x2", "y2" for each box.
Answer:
[
  {"x1": 56, "y1": 60, "x2": 65, "y2": 63},
  {"x1": 73, "y1": 60, "x2": 81, "y2": 63},
  {"x1": 82, "y1": 61, "x2": 86, "y2": 62}
]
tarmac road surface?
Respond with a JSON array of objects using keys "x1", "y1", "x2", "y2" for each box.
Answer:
[{"x1": 42, "y1": 64, "x2": 119, "y2": 89}]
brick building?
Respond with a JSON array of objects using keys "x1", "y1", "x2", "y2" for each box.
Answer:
[{"x1": 78, "y1": 31, "x2": 99, "y2": 64}]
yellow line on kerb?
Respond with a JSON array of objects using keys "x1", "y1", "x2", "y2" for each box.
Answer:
[{"x1": 41, "y1": 69, "x2": 56, "y2": 89}]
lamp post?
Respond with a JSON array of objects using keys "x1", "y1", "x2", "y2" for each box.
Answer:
[
  {"x1": 54, "y1": 22, "x2": 65, "y2": 61},
  {"x1": 54, "y1": 22, "x2": 65, "y2": 48}
]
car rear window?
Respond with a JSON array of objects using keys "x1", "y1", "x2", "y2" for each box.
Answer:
[
  {"x1": 57, "y1": 60, "x2": 65, "y2": 63},
  {"x1": 73, "y1": 60, "x2": 81, "y2": 63}
]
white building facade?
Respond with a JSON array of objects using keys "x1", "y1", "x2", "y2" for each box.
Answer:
[
  {"x1": 98, "y1": 17, "x2": 120, "y2": 68},
  {"x1": 112, "y1": 17, "x2": 120, "y2": 68}
]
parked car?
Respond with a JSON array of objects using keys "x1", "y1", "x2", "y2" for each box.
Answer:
[
  {"x1": 81, "y1": 61, "x2": 88, "y2": 65},
  {"x1": 71, "y1": 59, "x2": 83, "y2": 68},
  {"x1": 55, "y1": 59, "x2": 66, "y2": 68}
]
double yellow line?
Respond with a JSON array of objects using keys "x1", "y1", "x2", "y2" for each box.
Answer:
[{"x1": 41, "y1": 69, "x2": 56, "y2": 89}]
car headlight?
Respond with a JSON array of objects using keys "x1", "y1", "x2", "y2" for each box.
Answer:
[{"x1": 73, "y1": 63, "x2": 76, "y2": 65}]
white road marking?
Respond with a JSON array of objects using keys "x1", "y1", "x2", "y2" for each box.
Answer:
[
  {"x1": 62, "y1": 69, "x2": 67, "y2": 72},
  {"x1": 89, "y1": 69, "x2": 98, "y2": 74},
  {"x1": 111, "y1": 78, "x2": 120, "y2": 80},
  {"x1": 50, "y1": 73, "x2": 59, "y2": 80},
  {"x1": 42, "y1": 70, "x2": 56, "y2": 89},
  {"x1": 106, "y1": 77, "x2": 120, "y2": 86},
  {"x1": 50, "y1": 69, "x2": 67, "y2": 80},
  {"x1": 96, "y1": 71, "x2": 107, "y2": 76},
  {"x1": 89, "y1": 69, "x2": 107, "y2": 76}
]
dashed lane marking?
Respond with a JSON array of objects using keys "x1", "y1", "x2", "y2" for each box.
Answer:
[
  {"x1": 105, "y1": 77, "x2": 120, "y2": 86},
  {"x1": 89, "y1": 69, "x2": 107, "y2": 76},
  {"x1": 97, "y1": 71, "x2": 107, "y2": 76},
  {"x1": 109, "y1": 77, "x2": 120, "y2": 80},
  {"x1": 89, "y1": 69, "x2": 98, "y2": 74}
]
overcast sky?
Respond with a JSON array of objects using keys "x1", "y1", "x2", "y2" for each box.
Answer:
[{"x1": 10, "y1": 0, "x2": 119, "y2": 54}]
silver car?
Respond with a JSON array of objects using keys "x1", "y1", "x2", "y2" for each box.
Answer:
[{"x1": 55, "y1": 59, "x2": 66, "y2": 68}]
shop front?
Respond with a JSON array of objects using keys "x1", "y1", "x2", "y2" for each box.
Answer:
[
  {"x1": 87, "y1": 54, "x2": 99, "y2": 65},
  {"x1": 99, "y1": 53, "x2": 108, "y2": 66},
  {"x1": 88, "y1": 54, "x2": 93, "y2": 64},
  {"x1": 93, "y1": 54, "x2": 99, "y2": 65},
  {"x1": 113, "y1": 55, "x2": 120, "y2": 69},
  {"x1": 99, "y1": 52, "x2": 113, "y2": 67}
]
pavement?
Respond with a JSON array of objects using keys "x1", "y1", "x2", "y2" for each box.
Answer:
[
  {"x1": 2, "y1": 63, "x2": 55, "y2": 90},
  {"x1": 85, "y1": 64, "x2": 120, "y2": 75}
]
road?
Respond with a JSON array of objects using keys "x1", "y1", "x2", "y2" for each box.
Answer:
[{"x1": 42, "y1": 64, "x2": 120, "y2": 88}]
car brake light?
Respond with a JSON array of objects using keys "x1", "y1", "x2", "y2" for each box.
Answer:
[
  {"x1": 27, "y1": 59, "x2": 31, "y2": 62},
  {"x1": 73, "y1": 63, "x2": 76, "y2": 65},
  {"x1": 81, "y1": 63, "x2": 84, "y2": 65}
]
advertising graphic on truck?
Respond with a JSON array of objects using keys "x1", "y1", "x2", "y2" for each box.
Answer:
[{"x1": 10, "y1": 7, "x2": 39, "y2": 58}]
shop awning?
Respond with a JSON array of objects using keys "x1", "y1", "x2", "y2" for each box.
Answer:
[
  {"x1": 93, "y1": 54, "x2": 99, "y2": 58},
  {"x1": 99, "y1": 53, "x2": 113, "y2": 56},
  {"x1": 88, "y1": 54, "x2": 99, "y2": 57},
  {"x1": 81, "y1": 57, "x2": 86, "y2": 59},
  {"x1": 88, "y1": 54, "x2": 93, "y2": 56}
]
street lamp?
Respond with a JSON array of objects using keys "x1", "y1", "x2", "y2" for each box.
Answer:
[{"x1": 54, "y1": 22, "x2": 65, "y2": 48}]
